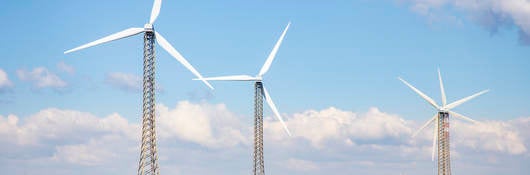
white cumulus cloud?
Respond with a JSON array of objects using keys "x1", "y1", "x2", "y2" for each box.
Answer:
[
  {"x1": 0, "y1": 103, "x2": 529, "y2": 174},
  {"x1": 57, "y1": 61, "x2": 75, "y2": 75},
  {"x1": 409, "y1": 116, "x2": 528, "y2": 156},
  {"x1": 157, "y1": 101, "x2": 248, "y2": 148},
  {"x1": 453, "y1": 119, "x2": 528, "y2": 155},
  {"x1": 265, "y1": 106, "x2": 527, "y2": 156},
  {"x1": 17, "y1": 67, "x2": 67, "y2": 89},
  {"x1": 0, "y1": 108, "x2": 137, "y2": 146},
  {"x1": 284, "y1": 158, "x2": 320, "y2": 171},
  {"x1": 0, "y1": 68, "x2": 14, "y2": 92},
  {"x1": 0, "y1": 101, "x2": 248, "y2": 169},
  {"x1": 105, "y1": 72, "x2": 142, "y2": 92},
  {"x1": 265, "y1": 107, "x2": 413, "y2": 148}
]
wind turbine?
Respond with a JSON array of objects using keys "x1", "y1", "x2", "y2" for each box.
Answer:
[
  {"x1": 64, "y1": 1, "x2": 212, "y2": 175},
  {"x1": 398, "y1": 69, "x2": 489, "y2": 175},
  {"x1": 195, "y1": 22, "x2": 292, "y2": 175}
]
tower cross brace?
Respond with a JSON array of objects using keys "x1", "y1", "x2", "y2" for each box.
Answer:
[
  {"x1": 437, "y1": 112, "x2": 451, "y2": 175},
  {"x1": 253, "y1": 82, "x2": 265, "y2": 175},
  {"x1": 137, "y1": 31, "x2": 160, "y2": 175}
]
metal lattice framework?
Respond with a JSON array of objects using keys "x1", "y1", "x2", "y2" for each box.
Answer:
[
  {"x1": 253, "y1": 82, "x2": 265, "y2": 175},
  {"x1": 138, "y1": 31, "x2": 160, "y2": 175},
  {"x1": 64, "y1": 2, "x2": 216, "y2": 175},
  {"x1": 399, "y1": 70, "x2": 488, "y2": 175},
  {"x1": 194, "y1": 23, "x2": 291, "y2": 175},
  {"x1": 437, "y1": 112, "x2": 451, "y2": 175}
]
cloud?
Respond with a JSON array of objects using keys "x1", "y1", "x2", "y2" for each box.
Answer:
[
  {"x1": 0, "y1": 110, "x2": 139, "y2": 174},
  {"x1": 105, "y1": 72, "x2": 165, "y2": 93},
  {"x1": 265, "y1": 107, "x2": 413, "y2": 148},
  {"x1": 52, "y1": 135, "x2": 125, "y2": 166},
  {"x1": 452, "y1": 119, "x2": 527, "y2": 155},
  {"x1": 157, "y1": 101, "x2": 248, "y2": 148},
  {"x1": 0, "y1": 108, "x2": 137, "y2": 146},
  {"x1": 410, "y1": 116, "x2": 528, "y2": 156},
  {"x1": 0, "y1": 101, "x2": 247, "y2": 167},
  {"x1": 0, "y1": 103, "x2": 529, "y2": 174},
  {"x1": 17, "y1": 67, "x2": 67, "y2": 90},
  {"x1": 57, "y1": 61, "x2": 75, "y2": 75},
  {"x1": 0, "y1": 102, "x2": 245, "y2": 150},
  {"x1": 400, "y1": 0, "x2": 530, "y2": 45},
  {"x1": 263, "y1": 106, "x2": 528, "y2": 157},
  {"x1": 105, "y1": 72, "x2": 142, "y2": 92},
  {"x1": 518, "y1": 30, "x2": 530, "y2": 45},
  {"x1": 0, "y1": 69, "x2": 14, "y2": 92},
  {"x1": 284, "y1": 158, "x2": 320, "y2": 171}
]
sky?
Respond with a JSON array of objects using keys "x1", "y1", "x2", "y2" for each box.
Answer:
[{"x1": 0, "y1": 0, "x2": 529, "y2": 175}]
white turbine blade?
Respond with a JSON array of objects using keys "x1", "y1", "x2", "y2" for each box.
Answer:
[
  {"x1": 193, "y1": 75, "x2": 258, "y2": 81},
  {"x1": 262, "y1": 85, "x2": 292, "y2": 136},
  {"x1": 258, "y1": 22, "x2": 291, "y2": 77},
  {"x1": 155, "y1": 32, "x2": 213, "y2": 89},
  {"x1": 398, "y1": 77, "x2": 440, "y2": 110},
  {"x1": 445, "y1": 89, "x2": 489, "y2": 110},
  {"x1": 412, "y1": 114, "x2": 437, "y2": 138},
  {"x1": 449, "y1": 111, "x2": 478, "y2": 124},
  {"x1": 64, "y1": 28, "x2": 145, "y2": 54},
  {"x1": 438, "y1": 68, "x2": 447, "y2": 107},
  {"x1": 432, "y1": 115, "x2": 438, "y2": 161},
  {"x1": 149, "y1": 0, "x2": 162, "y2": 24}
]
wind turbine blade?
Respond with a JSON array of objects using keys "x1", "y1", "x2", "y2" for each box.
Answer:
[
  {"x1": 64, "y1": 28, "x2": 145, "y2": 54},
  {"x1": 262, "y1": 85, "x2": 292, "y2": 136},
  {"x1": 438, "y1": 68, "x2": 447, "y2": 107},
  {"x1": 449, "y1": 111, "x2": 478, "y2": 124},
  {"x1": 412, "y1": 114, "x2": 437, "y2": 138},
  {"x1": 398, "y1": 77, "x2": 440, "y2": 110},
  {"x1": 258, "y1": 22, "x2": 291, "y2": 77},
  {"x1": 432, "y1": 115, "x2": 438, "y2": 161},
  {"x1": 192, "y1": 75, "x2": 258, "y2": 81},
  {"x1": 445, "y1": 90, "x2": 489, "y2": 110},
  {"x1": 155, "y1": 32, "x2": 213, "y2": 89},
  {"x1": 149, "y1": 0, "x2": 162, "y2": 24}
]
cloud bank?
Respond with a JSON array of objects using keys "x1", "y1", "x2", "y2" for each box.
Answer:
[
  {"x1": 400, "y1": 0, "x2": 530, "y2": 45},
  {"x1": 0, "y1": 102, "x2": 528, "y2": 174}
]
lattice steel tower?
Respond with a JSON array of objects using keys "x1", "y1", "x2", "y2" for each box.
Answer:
[
  {"x1": 137, "y1": 30, "x2": 160, "y2": 175},
  {"x1": 195, "y1": 23, "x2": 292, "y2": 175},
  {"x1": 64, "y1": 1, "x2": 213, "y2": 175},
  {"x1": 437, "y1": 112, "x2": 451, "y2": 175},
  {"x1": 253, "y1": 82, "x2": 265, "y2": 175},
  {"x1": 399, "y1": 69, "x2": 489, "y2": 175}
]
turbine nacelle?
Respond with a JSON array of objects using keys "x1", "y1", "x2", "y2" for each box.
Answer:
[{"x1": 144, "y1": 24, "x2": 154, "y2": 32}]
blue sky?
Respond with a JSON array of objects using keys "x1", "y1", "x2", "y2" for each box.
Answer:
[
  {"x1": 1, "y1": 0, "x2": 529, "y2": 119},
  {"x1": 1, "y1": 0, "x2": 530, "y2": 175}
]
